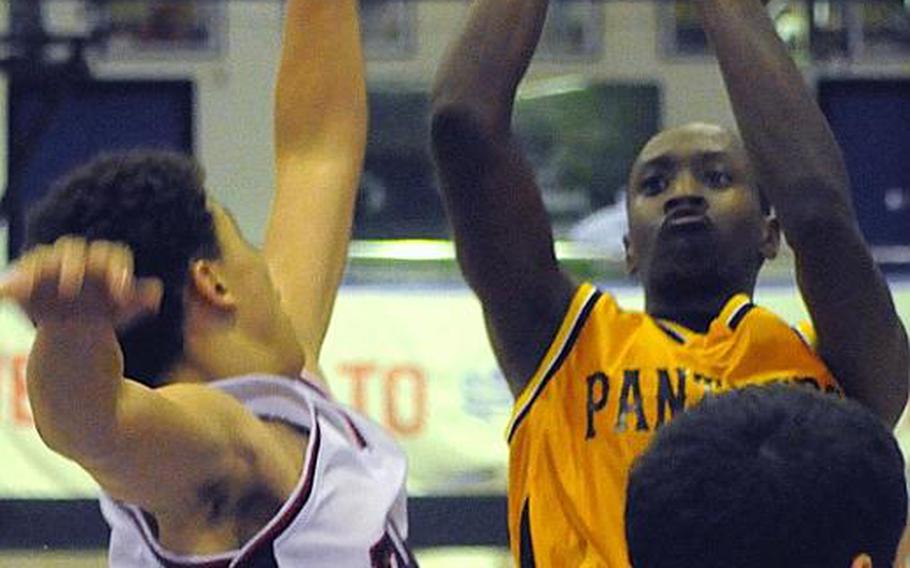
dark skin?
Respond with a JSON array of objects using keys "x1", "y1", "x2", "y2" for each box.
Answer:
[
  {"x1": 695, "y1": 0, "x2": 908, "y2": 426},
  {"x1": 431, "y1": 0, "x2": 908, "y2": 425},
  {"x1": 626, "y1": 124, "x2": 780, "y2": 332}
]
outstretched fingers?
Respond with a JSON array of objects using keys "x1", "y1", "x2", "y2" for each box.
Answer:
[{"x1": 0, "y1": 237, "x2": 163, "y2": 326}]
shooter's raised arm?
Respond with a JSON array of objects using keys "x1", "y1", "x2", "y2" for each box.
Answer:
[
  {"x1": 430, "y1": 0, "x2": 575, "y2": 394},
  {"x1": 696, "y1": 0, "x2": 909, "y2": 424}
]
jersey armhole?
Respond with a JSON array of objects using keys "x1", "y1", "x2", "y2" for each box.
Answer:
[
  {"x1": 793, "y1": 320, "x2": 819, "y2": 351},
  {"x1": 505, "y1": 283, "x2": 605, "y2": 442}
]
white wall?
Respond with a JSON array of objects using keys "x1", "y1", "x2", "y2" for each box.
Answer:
[
  {"x1": 41, "y1": 1, "x2": 286, "y2": 246},
  {"x1": 4, "y1": 1, "x2": 910, "y2": 247}
]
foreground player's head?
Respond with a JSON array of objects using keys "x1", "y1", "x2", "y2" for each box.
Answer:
[
  {"x1": 26, "y1": 150, "x2": 303, "y2": 387},
  {"x1": 624, "y1": 123, "x2": 778, "y2": 305},
  {"x1": 626, "y1": 384, "x2": 907, "y2": 568}
]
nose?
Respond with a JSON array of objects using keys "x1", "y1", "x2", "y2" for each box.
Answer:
[{"x1": 664, "y1": 171, "x2": 707, "y2": 215}]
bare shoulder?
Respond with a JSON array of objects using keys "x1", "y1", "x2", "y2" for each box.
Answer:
[
  {"x1": 143, "y1": 383, "x2": 308, "y2": 549},
  {"x1": 154, "y1": 382, "x2": 305, "y2": 482},
  {"x1": 99, "y1": 382, "x2": 302, "y2": 512},
  {"x1": 488, "y1": 272, "x2": 580, "y2": 397}
]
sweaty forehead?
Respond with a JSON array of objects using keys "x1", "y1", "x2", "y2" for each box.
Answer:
[{"x1": 632, "y1": 125, "x2": 747, "y2": 173}]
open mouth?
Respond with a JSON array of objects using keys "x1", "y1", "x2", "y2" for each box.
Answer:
[
  {"x1": 666, "y1": 214, "x2": 709, "y2": 227},
  {"x1": 661, "y1": 213, "x2": 712, "y2": 234}
]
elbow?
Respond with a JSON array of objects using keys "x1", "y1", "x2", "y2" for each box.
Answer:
[
  {"x1": 33, "y1": 419, "x2": 85, "y2": 462},
  {"x1": 430, "y1": 101, "x2": 488, "y2": 148},
  {"x1": 430, "y1": 77, "x2": 497, "y2": 128},
  {"x1": 33, "y1": 419, "x2": 64, "y2": 456},
  {"x1": 33, "y1": 408, "x2": 120, "y2": 465},
  {"x1": 430, "y1": 98, "x2": 507, "y2": 163},
  {"x1": 784, "y1": 212, "x2": 858, "y2": 251},
  {"x1": 776, "y1": 180, "x2": 858, "y2": 249}
]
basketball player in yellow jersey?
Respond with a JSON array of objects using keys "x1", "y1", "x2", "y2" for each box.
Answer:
[{"x1": 430, "y1": 0, "x2": 909, "y2": 566}]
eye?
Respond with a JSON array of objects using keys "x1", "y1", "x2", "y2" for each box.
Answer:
[
  {"x1": 705, "y1": 170, "x2": 733, "y2": 188},
  {"x1": 639, "y1": 175, "x2": 668, "y2": 196}
]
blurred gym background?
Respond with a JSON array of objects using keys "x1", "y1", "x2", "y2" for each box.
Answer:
[{"x1": 0, "y1": 1, "x2": 908, "y2": 566}]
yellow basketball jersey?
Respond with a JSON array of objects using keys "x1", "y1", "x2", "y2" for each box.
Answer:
[{"x1": 506, "y1": 283, "x2": 839, "y2": 567}]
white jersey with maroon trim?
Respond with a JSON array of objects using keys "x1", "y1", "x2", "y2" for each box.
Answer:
[{"x1": 99, "y1": 372, "x2": 414, "y2": 567}]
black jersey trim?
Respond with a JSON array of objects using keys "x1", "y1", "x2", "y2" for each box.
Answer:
[
  {"x1": 654, "y1": 321, "x2": 686, "y2": 344},
  {"x1": 519, "y1": 498, "x2": 536, "y2": 568},
  {"x1": 507, "y1": 290, "x2": 602, "y2": 443},
  {"x1": 791, "y1": 325, "x2": 813, "y2": 349},
  {"x1": 726, "y1": 302, "x2": 756, "y2": 330}
]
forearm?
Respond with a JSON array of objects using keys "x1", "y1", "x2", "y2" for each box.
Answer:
[
  {"x1": 27, "y1": 320, "x2": 125, "y2": 461},
  {"x1": 795, "y1": 231, "x2": 909, "y2": 426},
  {"x1": 698, "y1": 1, "x2": 908, "y2": 423},
  {"x1": 431, "y1": 0, "x2": 550, "y2": 132},
  {"x1": 266, "y1": 0, "x2": 366, "y2": 364},
  {"x1": 696, "y1": 0, "x2": 853, "y2": 236},
  {"x1": 274, "y1": 0, "x2": 366, "y2": 156}
]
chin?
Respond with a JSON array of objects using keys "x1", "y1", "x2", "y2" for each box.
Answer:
[
  {"x1": 653, "y1": 245, "x2": 718, "y2": 279},
  {"x1": 649, "y1": 258, "x2": 725, "y2": 298},
  {"x1": 287, "y1": 355, "x2": 307, "y2": 378},
  {"x1": 277, "y1": 362, "x2": 301, "y2": 379}
]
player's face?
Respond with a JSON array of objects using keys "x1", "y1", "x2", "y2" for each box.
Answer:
[
  {"x1": 209, "y1": 203, "x2": 305, "y2": 376},
  {"x1": 624, "y1": 124, "x2": 778, "y2": 295}
]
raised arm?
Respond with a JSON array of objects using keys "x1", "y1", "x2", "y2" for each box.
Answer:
[
  {"x1": 696, "y1": 0, "x2": 909, "y2": 425},
  {"x1": 430, "y1": 0, "x2": 576, "y2": 395},
  {"x1": 264, "y1": 0, "x2": 367, "y2": 372},
  {"x1": 4, "y1": 239, "x2": 287, "y2": 515}
]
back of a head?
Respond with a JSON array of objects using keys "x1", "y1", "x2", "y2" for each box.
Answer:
[
  {"x1": 626, "y1": 385, "x2": 907, "y2": 568},
  {"x1": 25, "y1": 150, "x2": 220, "y2": 387}
]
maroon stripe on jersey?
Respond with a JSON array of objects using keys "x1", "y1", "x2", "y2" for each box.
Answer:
[
  {"x1": 387, "y1": 520, "x2": 418, "y2": 567},
  {"x1": 158, "y1": 556, "x2": 233, "y2": 568},
  {"x1": 343, "y1": 414, "x2": 369, "y2": 449},
  {"x1": 507, "y1": 290, "x2": 602, "y2": 443},
  {"x1": 126, "y1": 508, "x2": 233, "y2": 568},
  {"x1": 232, "y1": 413, "x2": 323, "y2": 564},
  {"x1": 299, "y1": 375, "x2": 331, "y2": 400}
]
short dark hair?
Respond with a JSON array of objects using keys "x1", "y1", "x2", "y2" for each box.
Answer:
[
  {"x1": 26, "y1": 150, "x2": 220, "y2": 387},
  {"x1": 757, "y1": 184, "x2": 771, "y2": 215},
  {"x1": 626, "y1": 384, "x2": 907, "y2": 568}
]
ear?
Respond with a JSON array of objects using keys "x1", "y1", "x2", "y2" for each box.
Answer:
[
  {"x1": 850, "y1": 553, "x2": 872, "y2": 568},
  {"x1": 623, "y1": 234, "x2": 638, "y2": 275},
  {"x1": 188, "y1": 259, "x2": 236, "y2": 310},
  {"x1": 760, "y1": 214, "x2": 781, "y2": 261}
]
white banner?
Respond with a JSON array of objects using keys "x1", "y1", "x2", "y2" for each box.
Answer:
[{"x1": 2, "y1": 284, "x2": 910, "y2": 498}]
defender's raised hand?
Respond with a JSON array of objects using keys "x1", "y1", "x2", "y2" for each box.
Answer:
[{"x1": 0, "y1": 237, "x2": 162, "y2": 329}]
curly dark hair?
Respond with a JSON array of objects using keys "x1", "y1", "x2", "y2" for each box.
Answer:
[
  {"x1": 25, "y1": 150, "x2": 221, "y2": 387},
  {"x1": 626, "y1": 384, "x2": 907, "y2": 568}
]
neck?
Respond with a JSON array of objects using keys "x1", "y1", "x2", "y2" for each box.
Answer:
[
  {"x1": 644, "y1": 276, "x2": 752, "y2": 333},
  {"x1": 646, "y1": 296, "x2": 727, "y2": 333},
  {"x1": 171, "y1": 331, "x2": 296, "y2": 386},
  {"x1": 164, "y1": 362, "x2": 213, "y2": 385}
]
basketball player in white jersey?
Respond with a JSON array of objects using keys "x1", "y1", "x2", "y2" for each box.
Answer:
[{"x1": 0, "y1": 0, "x2": 415, "y2": 565}]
